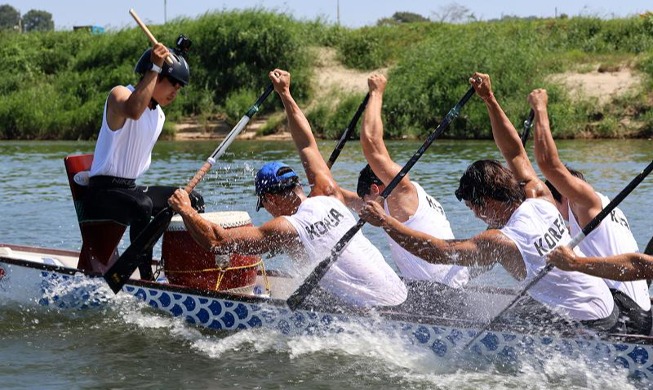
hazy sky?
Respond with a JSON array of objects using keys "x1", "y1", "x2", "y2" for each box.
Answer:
[{"x1": 5, "y1": 0, "x2": 653, "y2": 30}]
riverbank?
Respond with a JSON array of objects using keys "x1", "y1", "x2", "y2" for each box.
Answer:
[{"x1": 174, "y1": 58, "x2": 645, "y2": 141}]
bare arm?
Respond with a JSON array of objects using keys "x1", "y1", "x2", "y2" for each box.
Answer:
[
  {"x1": 529, "y1": 89, "x2": 602, "y2": 226},
  {"x1": 169, "y1": 189, "x2": 298, "y2": 255},
  {"x1": 360, "y1": 74, "x2": 416, "y2": 221},
  {"x1": 548, "y1": 245, "x2": 653, "y2": 281},
  {"x1": 472, "y1": 73, "x2": 544, "y2": 199},
  {"x1": 359, "y1": 200, "x2": 523, "y2": 271},
  {"x1": 340, "y1": 187, "x2": 366, "y2": 213},
  {"x1": 106, "y1": 43, "x2": 169, "y2": 130},
  {"x1": 269, "y1": 69, "x2": 340, "y2": 199}
]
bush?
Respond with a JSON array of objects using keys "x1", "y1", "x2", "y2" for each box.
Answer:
[
  {"x1": 307, "y1": 92, "x2": 367, "y2": 139},
  {"x1": 2, "y1": 13, "x2": 653, "y2": 140}
]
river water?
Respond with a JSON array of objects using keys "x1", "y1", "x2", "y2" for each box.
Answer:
[{"x1": 0, "y1": 139, "x2": 651, "y2": 389}]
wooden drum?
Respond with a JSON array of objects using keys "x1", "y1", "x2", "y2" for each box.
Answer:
[{"x1": 162, "y1": 211, "x2": 260, "y2": 291}]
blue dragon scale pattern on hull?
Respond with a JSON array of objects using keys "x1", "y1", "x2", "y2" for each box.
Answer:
[{"x1": 125, "y1": 284, "x2": 653, "y2": 381}]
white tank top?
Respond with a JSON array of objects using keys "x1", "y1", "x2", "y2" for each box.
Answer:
[
  {"x1": 90, "y1": 85, "x2": 165, "y2": 180},
  {"x1": 501, "y1": 198, "x2": 614, "y2": 321},
  {"x1": 568, "y1": 192, "x2": 651, "y2": 310},
  {"x1": 284, "y1": 196, "x2": 407, "y2": 307},
  {"x1": 384, "y1": 182, "x2": 469, "y2": 287}
]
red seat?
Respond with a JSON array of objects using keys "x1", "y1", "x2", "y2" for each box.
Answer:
[{"x1": 64, "y1": 154, "x2": 126, "y2": 273}]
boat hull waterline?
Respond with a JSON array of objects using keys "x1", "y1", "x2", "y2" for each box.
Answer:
[{"x1": 0, "y1": 244, "x2": 651, "y2": 381}]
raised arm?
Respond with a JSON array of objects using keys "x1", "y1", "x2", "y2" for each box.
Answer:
[
  {"x1": 360, "y1": 74, "x2": 416, "y2": 220},
  {"x1": 269, "y1": 69, "x2": 339, "y2": 198},
  {"x1": 548, "y1": 245, "x2": 653, "y2": 281},
  {"x1": 529, "y1": 89, "x2": 602, "y2": 225},
  {"x1": 106, "y1": 43, "x2": 170, "y2": 130},
  {"x1": 472, "y1": 73, "x2": 543, "y2": 199}
]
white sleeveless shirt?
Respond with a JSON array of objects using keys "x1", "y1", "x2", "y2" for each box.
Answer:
[
  {"x1": 568, "y1": 192, "x2": 651, "y2": 311},
  {"x1": 384, "y1": 182, "x2": 469, "y2": 287},
  {"x1": 284, "y1": 196, "x2": 407, "y2": 307},
  {"x1": 501, "y1": 198, "x2": 614, "y2": 321},
  {"x1": 90, "y1": 85, "x2": 165, "y2": 180}
]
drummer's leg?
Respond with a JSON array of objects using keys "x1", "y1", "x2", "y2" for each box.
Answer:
[
  {"x1": 145, "y1": 185, "x2": 205, "y2": 214},
  {"x1": 134, "y1": 186, "x2": 204, "y2": 280}
]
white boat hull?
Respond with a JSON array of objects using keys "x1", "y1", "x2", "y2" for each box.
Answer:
[{"x1": 1, "y1": 243, "x2": 652, "y2": 381}]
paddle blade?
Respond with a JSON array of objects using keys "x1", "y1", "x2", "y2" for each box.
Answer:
[{"x1": 103, "y1": 207, "x2": 174, "y2": 293}]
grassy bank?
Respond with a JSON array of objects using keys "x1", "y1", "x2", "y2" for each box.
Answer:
[{"x1": 1, "y1": 10, "x2": 653, "y2": 140}]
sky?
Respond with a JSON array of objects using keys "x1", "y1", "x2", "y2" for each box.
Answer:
[{"x1": 4, "y1": 0, "x2": 653, "y2": 30}]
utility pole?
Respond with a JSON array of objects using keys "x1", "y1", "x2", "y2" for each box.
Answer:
[
  {"x1": 164, "y1": 0, "x2": 167, "y2": 23},
  {"x1": 337, "y1": 0, "x2": 340, "y2": 25}
]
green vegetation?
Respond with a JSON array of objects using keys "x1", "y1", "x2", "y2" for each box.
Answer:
[{"x1": 1, "y1": 9, "x2": 653, "y2": 140}]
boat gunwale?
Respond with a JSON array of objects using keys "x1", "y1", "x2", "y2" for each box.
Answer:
[{"x1": 3, "y1": 242, "x2": 653, "y2": 346}]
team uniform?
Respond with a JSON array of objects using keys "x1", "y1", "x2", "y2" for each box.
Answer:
[
  {"x1": 501, "y1": 198, "x2": 617, "y2": 330},
  {"x1": 284, "y1": 196, "x2": 408, "y2": 308},
  {"x1": 384, "y1": 182, "x2": 469, "y2": 287},
  {"x1": 568, "y1": 192, "x2": 651, "y2": 334}
]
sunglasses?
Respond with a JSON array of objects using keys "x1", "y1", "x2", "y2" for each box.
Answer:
[
  {"x1": 454, "y1": 188, "x2": 463, "y2": 202},
  {"x1": 164, "y1": 75, "x2": 183, "y2": 88},
  {"x1": 455, "y1": 187, "x2": 485, "y2": 207},
  {"x1": 256, "y1": 194, "x2": 266, "y2": 212}
]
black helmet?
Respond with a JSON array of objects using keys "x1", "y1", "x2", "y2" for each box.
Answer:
[{"x1": 134, "y1": 35, "x2": 192, "y2": 86}]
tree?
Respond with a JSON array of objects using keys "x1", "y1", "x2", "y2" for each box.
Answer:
[
  {"x1": 391, "y1": 11, "x2": 429, "y2": 23},
  {"x1": 377, "y1": 11, "x2": 429, "y2": 26},
  {"x1": 0, "y1": 4, "x2": 20, "y2": 30},
  {"x1": 22, "y1": 9, "x2": 53, "y2": 32},
  {"x1": 432, "y1": 2, "x2": 474, "y2": 23}
]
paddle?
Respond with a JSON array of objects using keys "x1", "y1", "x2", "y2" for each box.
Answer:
[
  {"x1": 326, "y1": 93, "x2": 370, "y2": 169},
  {"x1": 286, "y1": 85, "x2": 477, "y2": 311},
  {"x1": 104, "y1": 84, "x2": 275, "y2": 293},
  {"x1": 520, "y1": 109, "x2": 535, "y2": 144},
  {"x1": 129, "y1": 8, "x2": 173, "y2": 65},
  {"x1": 645, "y1": 233, "x2": 653, "y2": 287},
  {"x1": 463, "y1": 158, "x2": 653, "y2": 350},
  {"x1": 645, "y1": 235, "x2": 653, "y2": 256}
]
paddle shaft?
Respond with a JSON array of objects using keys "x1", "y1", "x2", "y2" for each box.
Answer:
[
  {"x1": 520, "y1": 109, "x2": 535, "y2": 145},
  {"x1": 129, "y1": 8, "x2": 173, "y2": 65},
  {"x1": 326, "y1": 93, "x2": 370, "y2": 169},
  {"x1": 104, "y1": 84, "x2": 275, "y2": 293},
  {"x1": 286, "y1": 86, "x2": 476, "y2": 311},
  {"x1": 463, "y1": 158, "x2": 653, "y2": 350}
]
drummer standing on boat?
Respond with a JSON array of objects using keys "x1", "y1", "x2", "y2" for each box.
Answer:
[
  {"x1": 354, "y1": 74, "x2": 469, "y2": 309},
  {"x1": 528, "y1": 88, "x2": 651, "y2": 335},
  {"x1": 85, "y1": 37, "x2": 204, "y2": 279},
  {"x1": 360, "y1": 73, "x2": 619, "y2": 332},
  {"x1": 168, "y1": 69, "x2": 407, "y2": 309}
]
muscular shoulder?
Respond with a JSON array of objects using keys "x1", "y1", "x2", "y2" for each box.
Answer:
[
  {"x1": 108, "y1": 85, "x2": 131, "y2": 102},
  {"x1": 259, "y1": 216, "x2": 299, "y2": 238},
  {"x1": 472, "y1": 229, "x2": 516, "y2": 251}
]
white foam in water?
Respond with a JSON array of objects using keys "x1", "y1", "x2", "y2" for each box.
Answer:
[
  {"x1": 112, "y1": 293, "x2": 185, "y2": 330},
  {"x1": 189, "y1": 328, "x2": 278, "y2": 359},
  {"x1": 285, "y1": 320, "x2": 444, "y2": 372},
  {"x1": 38, "y1": 274, "x2": 112, "y2": 309},
  {"x1": 101, "y1": 295, "x2": 642, "y2": 389}
]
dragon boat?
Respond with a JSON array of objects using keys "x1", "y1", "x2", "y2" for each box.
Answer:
[{"x1": 0, "y1": 153, "x2": 651, "y2": 382}]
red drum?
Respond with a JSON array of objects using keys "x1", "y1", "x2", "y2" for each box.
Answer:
[{"x1": 162, "y1": 211, "x2": 260, "y2": 291}]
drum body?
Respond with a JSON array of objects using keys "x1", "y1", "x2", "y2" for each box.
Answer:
[{"x1": 162, "y1": 211, "x2": 260, "y2": 291}]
